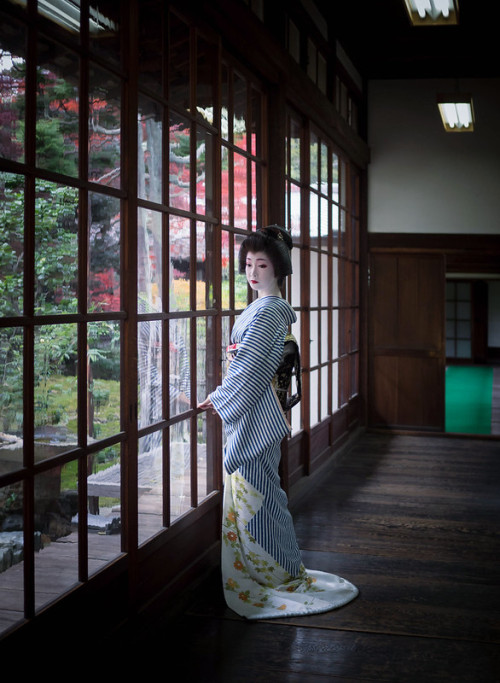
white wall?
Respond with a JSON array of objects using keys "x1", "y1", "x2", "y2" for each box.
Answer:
[{"x1": 367, "y1": 78, "x2": 500, "y2": 234}]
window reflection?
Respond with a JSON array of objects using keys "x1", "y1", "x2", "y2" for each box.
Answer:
[
  {"x1": 169, "y1": 318, "x2": 190, "y2": 417},
  {"x1": 138, "y1": 433, "x2": 163, "y2": 544},
  {"x1": 0, "y1": 328, "x2": 23, "y2": 474},
  {"x1": 138, "y1": 96, "x2": 163, "y2": 204},
  {"x1": 36, "y1": 37, "x2": 79, "y2": 175},
  {"x1": 88, "y1": 320, "x2": 121, "y2": 440},
  {"x1": 170, "y1": 419, "x2": 191, "y2": 522},
  {"x1": 35, "y1": 180, "x2": 79, "y2": 315},
  {"x1": 34, "y1": 324, "x2": 78, "y2": 460},
  {"x1": 138, "y1": 319, "x2": 162, "y2": 429},
  {"x1": 0, "y1": 23, "x2": 26, "y2": 164},
  {"x1": 34, "y1": 460, "x2": 79, "y2": 611},
  {"x1": 0, "y1": 173, "x2": 24, "y2": 315},
  {"x1": 88, "y1": 65, "x2": 121, "y2": 188},
  {"x1": 233, "y1": 152, "x2": 247, "y2": 230},
  {"x1": 170, "y1": 215, "x2": 190, "y2": 312},
  {"x1": 169, "y1": 113, "x2": 191, "y2": 211},
  {"x1": 0, "y1": 482, "x2": 24, "y2": 627},
  {"x1": 86, "y1": 444, "x2": 122, "y2": 570},
  {"x1": 138, "y1": 207, "x2": 163, "y2": 313},
  {"x1": 233, "y1": 72, "x2": 247, "y2": 151},
  {"x1": 88, "y1": 192, "x2": 121, "y2": 312}
]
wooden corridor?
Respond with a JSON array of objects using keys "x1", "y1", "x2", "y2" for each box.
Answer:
[{"x1": 111, "y1": 432, "x2": 499, "y2": 682}]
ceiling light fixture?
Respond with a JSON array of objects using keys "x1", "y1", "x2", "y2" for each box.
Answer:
[
  {"x1": 403, "y1": 0, "x2": 459, "y2": 26},
  {"x1": 437, "y1": 93, "x2": 474, "y2": 132}
]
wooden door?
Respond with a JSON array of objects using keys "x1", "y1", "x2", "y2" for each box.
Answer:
[{"x1": 368, "y1": 252, "x2": 445, "y2": 430}]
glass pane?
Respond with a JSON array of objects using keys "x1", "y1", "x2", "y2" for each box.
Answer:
[
  {"x1": 320, "y1": 141, "x2": 328, "y2": 185},
  {"x1": 309, "y1": 251, "x2": 318, "y2": 307},
  {"x1": 339, "y1": 209, "x2": 346, "y2": 256},
  {"x1": 221, "y1": 230, "x2": 231, "y2": 309},
  {"x1": 196, "y1": 36, "x2": 214, "y2": 124},
  {"x1": 170, "y1": 215, "x2": 190, "y2": 312},
  {"x1": 321, "y1": 365, "x2": 329, "y2": 420},
  {"x1": 34, "y1": 324, "x2": 78, "y2": 461},
  {"x1": 331, "y1": 309, "x2": 339, "y2": 359},
  {"x1": 196, "y1": 222, "x2": 214, "y2": 309},
  {"x1": 169, "y1": 318, "x2": 191, "y2": 417},
  {"x1": 221, "y1": 64, "x2": 230, "y2": 142},
  {"x1": 89, "y1": 2, "x2": 121, "y2": 66},
  {"x1": 233, "y1": 72, "x2": 247, "y2": 151},
  {"x1": 0, "y1": 481, "x2": 24, "y2": 636},
  {"x1": 321, "y1": 308, "x2": 328, "y2": 362},
  {"x1": 310, "y1": 310, "x2": 318, "y2": 367},
  {"x1": 457, "y1": 320, "x2": 471, "y2": 339},
  {"x1": 289, "y1": 117, "x2": 301, "y2": 181},
  {"x1": 35, "y1": 181, "x2": 78, "y2": 315},
  {"x1": 87, "y1": 444, "x2": 122, "y2": 571},
  {"x1": 36, "y1": 37, "x2": 79, "y2": 176},
  {"x1": 37, "y1": 0, "x2": 80, "y2": 32},
  {"x1": 138, "y1": 207, "x2": 163, "y2": 313},
  {"x1": 169, "y1": 112, "x2": 190, "y2": 211},
  {"x1": 250, "y1": 87, "x2": 261, "y2": 157},
  {"x1": 138, "y1": 319, "x2": 162, "y2": 429},
  {"x1": 290, "y1": 181, "x2": 301, "y2": 238},
  {"x1": 457, "y1": 283, "x2": 471, "y2": 300},
  {"x1": 250, "y1": 159, "x2": 257, "y2": 230},
  {"x1": 197, "y1": 410, "x2": 209, "y2": 504},
  {"x1": 221, "y1": 315, "x2": 231, "y2": 365},
  {"x1": 197, "y1": 316, "x2": 215, "y2": 410},
  {"x1": 457, "y1": 301, "x2": 471, "y2": 319},
  {"x1": 290, "y1": 245, "x2": 301, "y2": 309},
  {"x1": 309, "y1": 192, "x2": 319, "y2": 240},
  {"x1": 170, "y1": 419, "x2": 191, "y2": 522},
  {"x1": 138, "y1": 96, "x2": 163, "y2": 203},
  {"x1": 331, "y1": 202, "x2": 339, "y2": 253},
  {"x1": 309, "y1": 368, "x2": 319, "y2": 427},
  {"x1": 196, "y1": 127, "x2": 213, "y2": 215},
  {"x1": 0, "y1": 172, "x2": 24, "y2": 315},
  {"x1": 88, "y1": 192, "x2": 121, "y2": 312},
  {"x1": 332, "y1": 153, "x2": 339, "y2": 199},
  {"x1": 332, "y1": 361, "x2": 339, "y2": 411},
  {"x1": 168, "y1": 11, "x2": 190, "y2": 113},
  {"x1": 0, "y1": 19, "x2": 26, "y2": 163},
  {"x1": 351, "y1": 352, "x2": 359, "y2": 398},
  {"x1": 88, "y1": 320, "x2": 120, "y2": 440},
  {"x1": 310, "y1": 133, "x2": 318, "y2": 189},
  {"x1": 138, "y1": 0, "x2": 164, "y2": 94},
  {"x1": 234, "y1": 234, "x2": 248, "y2": 309},
  {"x1": 34, "y1": 461, "x2": 79, "y2": 612},
  {"x1": 233, "y1": 152, "x2": 247, "y2": 230},
  {"x1": 332, "y1": 256, "x2": 339, "y2": 307},
  {"x1": 221, "y1": 146, "x2": 230, "y2": 225},
  {"x1": 320, "y1": 196, "x2": 328, "y2": 238},
  {"x1": 138, "y1": 433, "x2": 163, "y2": 544},
  {"x1": 88, "y1": 65, "x2": 121, "y2": 188},
  {"x1": 0, "y1": 328, "x2": 23, "y2": 474}
]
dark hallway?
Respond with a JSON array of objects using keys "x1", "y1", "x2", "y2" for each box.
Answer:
[{"x1": 108, "y1": 432, "x2": 500, "y2": 682}]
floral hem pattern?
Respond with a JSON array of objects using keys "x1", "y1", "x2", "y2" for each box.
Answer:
[{"x1": 222, "y1": 471, "x2": 359, "y2": 620}]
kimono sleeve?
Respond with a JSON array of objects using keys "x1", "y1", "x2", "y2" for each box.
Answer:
[{"x1": 209, "y1": 303, "x2": 287, "y2": 424}]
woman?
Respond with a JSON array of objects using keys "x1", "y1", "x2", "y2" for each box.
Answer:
[{"x1": 198, "y1": 225, "x2": 358, "y2": 619}]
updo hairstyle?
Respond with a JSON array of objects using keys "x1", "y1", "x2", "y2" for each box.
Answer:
[{"x1": 238, "y1": 225, "x2": 293, "y2": 287}]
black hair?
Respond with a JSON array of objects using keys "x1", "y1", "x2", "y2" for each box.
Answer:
[{"x1": 238, "y1": 226, "x2": 293, "y2": 287}]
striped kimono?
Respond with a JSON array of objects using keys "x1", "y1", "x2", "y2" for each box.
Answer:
[{"x1": 210, "y1": 295, "x2": 358, "y2": 619}]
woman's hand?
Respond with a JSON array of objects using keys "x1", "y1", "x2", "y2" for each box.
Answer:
[{"x1": 198, "y1": 397, "x2": 216, "y2": 414}]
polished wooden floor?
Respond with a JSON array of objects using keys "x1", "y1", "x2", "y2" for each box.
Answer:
[{"x1": 112, "y1": 432, "x2": 499, "y2": 682}]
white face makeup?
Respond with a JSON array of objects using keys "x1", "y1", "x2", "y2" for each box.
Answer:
[{"x1": 245, "y1": 251, "x2": 280, "y2": 298}]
